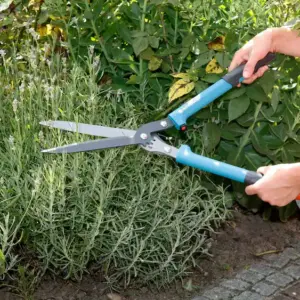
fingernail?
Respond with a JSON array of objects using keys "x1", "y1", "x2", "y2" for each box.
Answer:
[{"x1": 243, "y1": 70, "x2": 250, "y2": 78}]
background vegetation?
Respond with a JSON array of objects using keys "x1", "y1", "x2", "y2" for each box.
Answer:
[{"x1": 0, "y1": 0, "x2": 299, "y2": 293}]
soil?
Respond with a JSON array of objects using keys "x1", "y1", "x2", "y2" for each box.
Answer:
[{"x1": 2, "y1": 207, "x2": 300, "y2": 300}]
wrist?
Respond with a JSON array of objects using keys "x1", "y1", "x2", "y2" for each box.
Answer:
[
  {"x1": 287, "y1": 163, "x2": 300, "y2": 186},
  {"x1": 269, "y1": 27, "x2": 285, "y2": 52}
]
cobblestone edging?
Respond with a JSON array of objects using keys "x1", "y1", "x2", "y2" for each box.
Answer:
[{"x1": 191, "y1": 242, "x2": 300, "y2": 300}]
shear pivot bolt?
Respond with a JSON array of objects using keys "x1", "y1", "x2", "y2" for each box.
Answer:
[
  {"x1": 160, "y1": 120, "x2": 168, "y2": 128},
  {"x1": 140, "y1": 133, "x2": 148, "y2": 140}
]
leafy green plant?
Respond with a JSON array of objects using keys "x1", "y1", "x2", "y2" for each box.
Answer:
[{"x1": 0, "y1": 39, "x2": 232, "y2": 287}]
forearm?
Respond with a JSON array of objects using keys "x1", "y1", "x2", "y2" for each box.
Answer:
[{"x1": 271, "y1": 27, "x2": 300, "y2": 57}]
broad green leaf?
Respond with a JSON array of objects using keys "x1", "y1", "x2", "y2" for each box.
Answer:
[
  {"x1": 194, "y1": 81, "x2": 208, "y2": 94},
  {"x1": 285, "y1": 143, "x2": 300, "y2": 158},
  {"x1": 217, "y1": 141, "x2": 237, "y2": 158},
  {"x1": 215, "y1": 52, "x2": 231, "y2": 69},
  {"x1": 201, "y1": 74, "x2": 220, "y2": 83},
  {"x1": 117, "y1": 24, "x2": 132, "y2": 44},
  {"x1": 251, "y1": 131, "x2": 276, "y2": 160},
  {"x1": 126, "y1": 74, "x2": 141, "y2": 85},
  {"x1": 84, "y1": 9, "x2": 94, "y2": 20},
  {"x1": 0, "y1": 0, "x2": 13, "y2": 12},
  {"x1": 133, "y1": 37, "x2": 149, "y2": 56},
  {"x1": 271, "y1": 87, "x2": 280, "y2": 112},
  {"x1": 38, "y1": 11, "x2": 49, "y2": 24},
  {"x1": 167, "y1": 0, "x2": 180, "y2": 6},
  {"x1": 269, "y1": 123, "x2": 287, "y2": 141},
  {"x1": 140, "y1": 47, "x2": 155, "y2": 60},
  {"x1": 191, "y1": 51, "x2": 213, "y2": 69},
  {"x1": 191, "y1": 40, "x2": 207, "y2": 55},
  {"x1": 149, "y1": 36, "x2": 159, "y2": 48},
  {"x1": 131, "y1": 31, "x2": 148, "y2": 38},
  {"x1": 227, "y1": 148, "x2": 245, "y2": 166},
  {"x1": 149, "y1": 57, "x2": 162, "y2": 71},
  {"x1": 228, "y1": 96, "x2": 250, "y2": 122},
  {"x1": 245, "y1": 151, "x2": 269, "y2": 171},
  {"x1": 179, "y1": 47, "x2": 190, "y2": 60},
  {"x1": 225, "y1": 30, "x2": 239, "y2": 52},
  {"x1": 278, "y1": 202, "x2": 298, "y2": 222},
  {"x1": 182, "y1": 34, "x2": 195, "y2": 48},
  {"x1": 203, "y1": 123, "x2": 221, "y2": 152},
  {"x1": 232, "y1": 181, "x2": 264, "y2": 211},
  {"x1": 157, "y1": 48, "x2": 180, "y2": 56},
  {"x1": 222, "y1": 87, "x2": 246, "y2": 101},
  {"x1": 246, "y1": 84, "x2": 269, "y2": 102},
  {"x1": 264, "y1": 134, "x2": 284, "y2": 149},
  {"x1": 258, "y1": 71, "x2": 275, "y2": 95},
  {"x1": 260, "y1": 106, "x2": 282, "y2": 123},
  {"x1": 281, "y1": 147, "x2": 295, "y2": 163},
  {"x1": 131, "y1": 2, "x2": 141, "y2": 18},
  {"x1": 161, "y1": 61, "x2": 171, "y2": 73},
  {"x1": 221, "y1": 123, "x2": 246, "y2": 140},
  {"x1": 168, "y1": 79, "x2": 195, "y2": 103}
]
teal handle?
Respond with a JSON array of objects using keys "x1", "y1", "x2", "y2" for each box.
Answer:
[
  {"x1": 176, "y1": 145, "x2": 248, "y2": 183},
  {"x1": 168, "y1": 79, "x2": 232, "y2": 129}
]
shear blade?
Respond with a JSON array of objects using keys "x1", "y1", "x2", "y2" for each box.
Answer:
[
  {"x1": 41, "y1": 136, "x2": 135, "y2": 153},
  {"x1": 39, "y1": 121, "x2": 136, "y2": 138}
]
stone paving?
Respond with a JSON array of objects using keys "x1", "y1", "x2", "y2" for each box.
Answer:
[{"x1": 191, "y1": 242, "x2": 300, "y2": 300}]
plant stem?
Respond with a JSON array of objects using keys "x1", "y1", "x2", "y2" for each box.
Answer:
[
  {"x1": 159, "y1": 8, "x2": 175, "y2": 73},
  {"x1": 85, "y1": 1, "x2": 116, "y2": 75},
  {"x1": 139, "y1": 0, "x2": 148, "y2": 79},
  {"x1": 234, "y1": 102, "x2": 262, "y2": 163},
  {"x1": 34, "y1": 0, "x2": 44, "y2": 31},
  {"x1": 174, "y1": 9, "x2": 178, "y2": 46}
]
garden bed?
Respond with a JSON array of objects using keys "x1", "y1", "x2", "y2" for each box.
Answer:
[{"x1": 2, "y1": 207, "x2": 300, "y2": 300}]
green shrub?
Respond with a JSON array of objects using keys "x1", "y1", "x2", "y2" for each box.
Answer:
[{"x1": 0, "y1": 41, "x2": 231, "y2": 286}]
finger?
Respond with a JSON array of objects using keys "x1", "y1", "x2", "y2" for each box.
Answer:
[
  {"x1": 243, "y1": 50, "x2": 262, "y2": 78},
  {"x1": 242, "y1": 65, "x2": 269, "y2": 84},
  {"x1": 245, "y1": 184, "x2": 258, "y2": 196},
  {"x1": 228, "y1": 51, "x2": 246, "y2": 72},
  {"x1": 256, "y1": 66, "x2": 269, "y2": 78},
  {"x1": 257, "y1": 166, "x2": 269, "y2": 174},
  {"x1": 242, "y1": 73, "x2": 259, "y2": 85}
]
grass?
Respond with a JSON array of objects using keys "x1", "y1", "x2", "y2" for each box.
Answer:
[{"x1": 0, "y1": 39, "x2": 231, "y2": 291}]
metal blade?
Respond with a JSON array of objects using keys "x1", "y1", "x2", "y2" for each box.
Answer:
[
  {"x1": 39, "y1": 121, "x2": 136, "y2": 138},
  {"x1": 42, "y1": 136, "x2": 135, "y2": 153}
]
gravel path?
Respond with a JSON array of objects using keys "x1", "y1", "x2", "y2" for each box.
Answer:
[{"x1": 191, "y1": 242, "x2": 300, "y2": 300}]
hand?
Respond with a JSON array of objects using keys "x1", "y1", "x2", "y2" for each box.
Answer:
[
  {"x1": 228, "y1": 29, "x2": 275, "y2": 84},
  {"x1": 245, "y1": 164, "x2": 300, "y2": 207}
]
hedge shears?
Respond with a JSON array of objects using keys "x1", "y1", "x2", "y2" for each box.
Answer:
[{"x1": 40, "y1": 52, "x2": 300, "y2": 205}]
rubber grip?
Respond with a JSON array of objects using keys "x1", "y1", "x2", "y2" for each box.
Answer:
[
  {"x1": 244, "y1": 171, "x2": 300, "y2": 203},
  {"x1": 222, "y1": 52, "x2": 276, "y2": 86}
]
